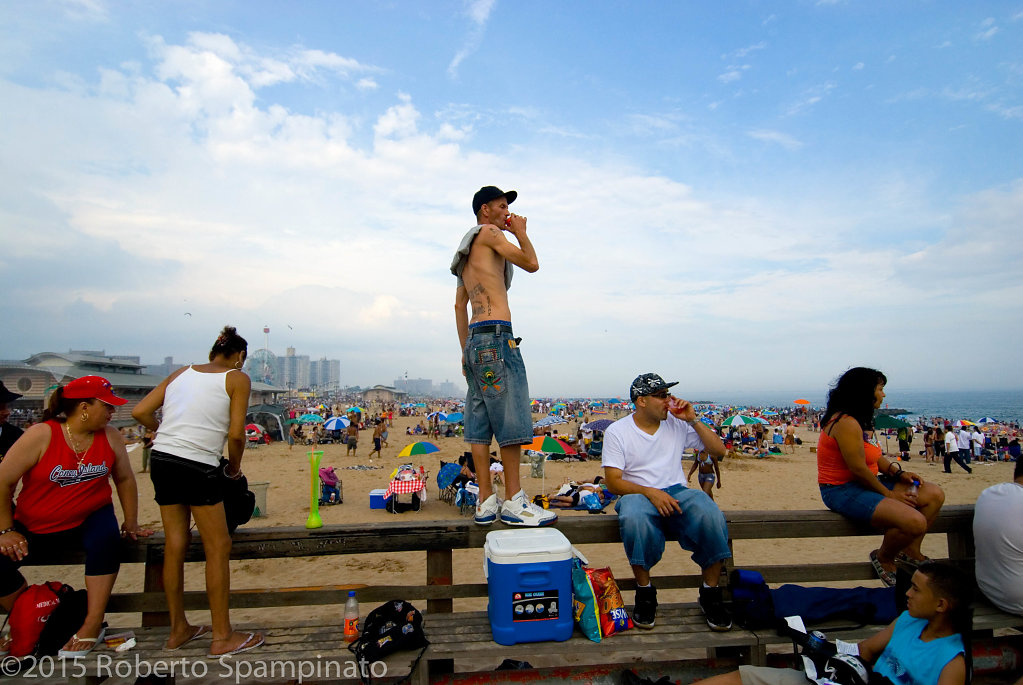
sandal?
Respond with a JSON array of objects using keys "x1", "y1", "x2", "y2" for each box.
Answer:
[
  {"x1": 869, "y1": 550, "x2": 897, "y2": 587},
  {"x1": 166, "y1": 624, "x2": 212, "y2": 650},
  {"x1": 896, "y1": 553, "x2": 930, "y2": 569},
  {"x1": 58, "y1": 626, "x2": 106, "y2": 659},
  {"x1": 207, "y1": 631, "x2": 264, "y2": 658}
]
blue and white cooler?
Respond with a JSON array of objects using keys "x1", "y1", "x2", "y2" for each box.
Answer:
[{"x1": 484, "y1": 528, "x2": 574, "y2": 646}]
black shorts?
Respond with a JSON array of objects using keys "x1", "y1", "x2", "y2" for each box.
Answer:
[
  {"x1": 373, "y1": 437, "x2": 382, "y2": 450},
  {"x1": 150, "y1": 450, "x2": 224, "y2": 507}
]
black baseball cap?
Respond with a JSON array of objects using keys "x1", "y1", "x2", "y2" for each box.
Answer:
[
  {"x1": 0, "y1": 381, "x2": 22, "y2": 404},
  {"x1": 630, "y1": 373, "x2": 679, "y2": 401},
  {"x1": 472, "y1": 186, "x2": 517, "y2": 216}
]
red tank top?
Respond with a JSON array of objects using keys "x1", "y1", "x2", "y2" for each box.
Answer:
[
  {"x1": 817, "y1": 424, "x2": 882, "y2": 485},
  {"x1": 15, "y1": 421, "x2": 114, "y2": 534}
]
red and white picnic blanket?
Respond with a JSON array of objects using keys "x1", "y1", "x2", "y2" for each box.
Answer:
[{"x1": 384, "y1": 478, "x2": 427, "y2": 501}]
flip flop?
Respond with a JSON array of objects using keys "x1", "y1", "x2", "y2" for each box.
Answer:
[
  {"x1": 207, "y1": 631, "x2": 264, "y2": 658},
  {"x1": 58, "y1": 626, "x2": 106, "y2": 659},
  {"x1": 166, "y1": 624, "x2": 212, "y2": 650},
  {"x1": 869, "y1": 550, "x2": 897, "y2": 587},
  {"x1": 896, "y1": 553, "x2": 930, "y2": 569}
]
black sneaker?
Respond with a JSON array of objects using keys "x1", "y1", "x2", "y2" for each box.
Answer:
[
  {"x1": 632, "y1": 585, "x2": 657, "y2": 629},
  {"x1": 699, "y1": 585, "x2": 733, "y2": 632}
]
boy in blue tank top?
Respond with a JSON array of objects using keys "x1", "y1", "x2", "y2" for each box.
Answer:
[{"x1": 698, "y1": 560, "x2": 970, "y2": 685}]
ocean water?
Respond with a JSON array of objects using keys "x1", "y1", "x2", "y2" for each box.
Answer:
[{"x1": 700, "y1": 390, "x2": 1023, "y2": 424}]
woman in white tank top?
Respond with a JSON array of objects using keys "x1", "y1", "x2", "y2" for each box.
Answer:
[{"x1": 133, "y1": 326, "x2": 263, "y2": 657}]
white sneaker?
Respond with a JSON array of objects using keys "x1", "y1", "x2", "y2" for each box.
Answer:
[
  {"x1": 500, "y1": 490, "x2": 558, "y2": 527},
  {"x1": 474, "y1": 494, "x2": 501, "y2": 526}
]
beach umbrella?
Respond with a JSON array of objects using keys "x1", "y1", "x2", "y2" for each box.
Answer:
[
  {"x1": 607, "y1": 398, "x2": 624, "y2": 404},
  {"x1": 582, "y1": 418, "x2": 614, "y2": 432},
  {"x1": 793, "y1": 399, "x2": 811, "y2": 405},
  {"x1": 323, "y1": 416, "x2": 350, "y2": 431},
  {"x1": 527, "y1": 436, "x2": 576, "y2": 455},
  {"x1": 348, "y1": 406, "x2": 364, "y2": 414},
  {"x1": 436, "y1": 462, "x2": 462, "y2": 490},
  {"x1": 874, "y1": 414, "x2": 912, "y2": 429},
  {"x1": 397, "y1": 441, "x2": 440, "y2": 457},
  {"x1": 721, "y1": 415, "x2": 760, "y2": 427},
  {"x1": 953, "y1": 420, "x2": 976, "y2": 427},
  {"x1": 415, "y1": 403, "x2": 427, "y2": 407},
  {"x1": 444, "y1": 412, "x2": 464, "y2": 423},
  {"x1": 285, "y1": 418, "x2": 302, "y2": 425},
  {"x1": 299, "y1": 413, "x2": 324, "y2": 424},
  {"x1": 977, "y1": 417, "x2": 999, "y2": 425},
  {"x1": 245, "y1": 423, "x2": 265, "y2": 433},
  {"x1": 427, "y1": 411, "x2": 447, "y2": 421},
  {"x1": 533, "y1": 415, "x2": 567, "y2": 429},
  {"x1": 762, "y1": 411, "x2": 779, "y2": 417}
]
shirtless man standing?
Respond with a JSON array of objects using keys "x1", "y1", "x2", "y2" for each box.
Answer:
[{"x1": 451, "y1": 186, "x2": 556, "y2": 527}]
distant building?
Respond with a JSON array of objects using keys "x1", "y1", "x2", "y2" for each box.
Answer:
[
  {"x1": 144, "y1": 356, "x2": 185, "y2": 378},
  {"x1": 0, "y1": 350, "x2": 285, "y2": 426},
  {"x1": 394, "y1": 377, "x2": 433, "y2": 396},
  {"x1": 436, "y1": 379, "x2": 460, "y2": 398},
  {"x1": 309, "y1": 357, "x2": 341, "y2": 392},
  {"x1": 281, "y1": 347, "x2": 311, "y2": 390},
  {"x1": 362, "y1": 385, "x2": 408, "y2": 403}
]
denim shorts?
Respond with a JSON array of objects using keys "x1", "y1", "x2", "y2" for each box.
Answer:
[
  {"x1": 614, "y1": 484, "x2": 732, "y2": 571},
  {"x1": 819, "y1": 477, "x2": 896, "y2": 524},
  {"x1": 463, "y1": 322, "x2": 532, "y2": 447}
]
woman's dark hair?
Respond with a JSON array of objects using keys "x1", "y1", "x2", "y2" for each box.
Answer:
[
  {"x1": 209, "y1": 326, "x2": 248, "y2": 362},
  {"x1": 917, "y1": 561, "x2": 973, "y2": 678},
  {"x1": 821, "y1": 367, "x2": 887, "y2": 432},
  {"x1": 41, "y1": 386, "x2": 92, "y2": 422}
]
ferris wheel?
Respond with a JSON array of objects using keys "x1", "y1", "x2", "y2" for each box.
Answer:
[{"x1": 246, "y1": 348, "x2": 278, "y2": 386}]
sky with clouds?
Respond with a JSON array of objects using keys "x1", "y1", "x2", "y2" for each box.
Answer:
[{"x1": 1, "y1": 0, "x2": 1021, "y2": 399}]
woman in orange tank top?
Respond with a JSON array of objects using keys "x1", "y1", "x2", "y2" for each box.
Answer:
[{"x1": 817, "y1": 368, "x2": 944, "y2": 587}]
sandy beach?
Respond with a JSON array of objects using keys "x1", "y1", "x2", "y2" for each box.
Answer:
[{"x1": 20, "y1": 410, "x2": 1016, "y2": 630}]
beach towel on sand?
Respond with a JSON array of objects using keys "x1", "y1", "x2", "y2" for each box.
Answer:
[{"x1": 450, "y1": 225, "x2": 514, "y2": 290}]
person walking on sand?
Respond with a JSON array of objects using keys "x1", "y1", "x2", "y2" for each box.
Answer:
[
  {"x1": 369, "y1": 421, "x2": 384, "y2": 459},
  {"x1": 686, "y1": 449, "x2": 722, "y2": 500},
  {"x1": 452, "y1": 185, "x2": 555, "y2": 527},
  {"x1": 345, "y1": 420, "x2": 358, "y2": 457},
  {"x1": 784, "y1": 421, "x2": 796, "y2": 454}
]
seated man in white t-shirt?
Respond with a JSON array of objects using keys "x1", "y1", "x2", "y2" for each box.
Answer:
[
  {"x1": 973, "y1": 458, "x2": 1023, "y2": 616},
  {"x1": 602, "y1": 373, "x2": 732, "y2": 632}
]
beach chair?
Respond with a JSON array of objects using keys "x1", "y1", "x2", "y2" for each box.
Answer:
[
  {"x1": 318, "y1": 466, "x2": 343, "y2": 505},
  {"x1": 455, "y1": 481, "x2": 478, "y2": 516}
]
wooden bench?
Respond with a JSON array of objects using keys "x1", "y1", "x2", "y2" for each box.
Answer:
[{"x1": 21, "y1": 504, "x2": 1021, "y2": 684}]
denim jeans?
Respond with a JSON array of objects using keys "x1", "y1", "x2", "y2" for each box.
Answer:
[
  {"x1": 614, "y1": 484, "x2": 731, "y2": 571},
  {"x1": 463, "y1": 322, "x2": 531, "y2": 447}
]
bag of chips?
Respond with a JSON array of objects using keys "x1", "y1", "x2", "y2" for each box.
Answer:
[{"x1": 572, "y1": 560, "x2": 633, "y2": 642}]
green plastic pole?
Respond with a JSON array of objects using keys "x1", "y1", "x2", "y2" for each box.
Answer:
[{"x1": 306, "y1": 449, "x2": 324, "y2": 529}]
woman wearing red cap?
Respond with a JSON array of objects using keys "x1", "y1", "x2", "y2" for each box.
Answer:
[
  {"x1": 133, "y1": 326, "x2": 262, "y2": 657},
  {"x1": 0, "y1": 375, "x2": 152, "y2": 658}
]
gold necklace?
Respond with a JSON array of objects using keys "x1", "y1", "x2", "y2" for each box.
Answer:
[{"x1": 63, "y1": 422, "x2": 90, "y2": 469}]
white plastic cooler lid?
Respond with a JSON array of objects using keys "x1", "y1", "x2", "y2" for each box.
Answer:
[{"x1": 484, "y1": 528, "x2": 572, "y2": 564}]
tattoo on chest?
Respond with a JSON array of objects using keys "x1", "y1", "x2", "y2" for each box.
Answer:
[{"x1": 469, "y1": 283, "x2": 491, "y2": 317}]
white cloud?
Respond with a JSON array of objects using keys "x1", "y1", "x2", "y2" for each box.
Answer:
[
  {"x1": 718, "y1": 65, "x2": 750, "y2": 83},
  {"x1": 448, "y1": 0, "x2": 496, "y2": 79},
  {"x1": 733, "y1": 42, "x2": 767, "y2": 59},
  {"x1": 852, "y1": 62, "x2": 865, "y2": 70},
  {"x1": 747, "y1": 129, "x2": 803, "y2": 149},
  {"x1": 2, "y1": 29, "x2": 1022, "y2": 393},
  {"x1": 356, "y1": 77, "x2": 379, "y2": 91}
]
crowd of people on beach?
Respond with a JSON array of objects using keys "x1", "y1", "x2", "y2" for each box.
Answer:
[{"x1": 0, "y1": 183, "x2": 1018, "y2": 684}]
